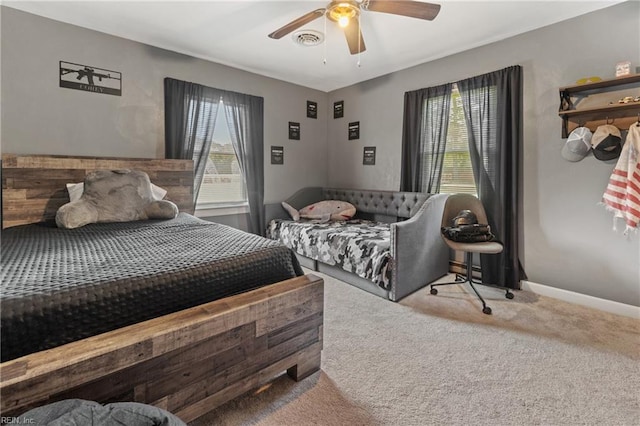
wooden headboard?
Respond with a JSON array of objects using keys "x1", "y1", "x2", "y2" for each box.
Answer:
[{"x1": 1, "y1": 154, "x2": 194, "y2": 229}]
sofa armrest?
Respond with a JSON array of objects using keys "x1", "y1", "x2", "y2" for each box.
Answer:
[
  {"x1": 389, "y1": 193, "x2": 449, "y2": 301},
  {"x1": 264, "y1": 203, "x2": 290, "y2": 231}
]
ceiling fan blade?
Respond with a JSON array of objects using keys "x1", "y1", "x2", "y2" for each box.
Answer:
[
  {"x1": 365, "y1": 1, "x2": 441, "y2": 21},
  {"x1": 268, "y1": 9, "x2": 325, "y2": 39},
  {"x1": 344, "y1": 21, "x2": 366, "y2": 55}
]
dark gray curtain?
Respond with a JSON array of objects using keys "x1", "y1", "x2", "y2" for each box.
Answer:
[
  {"x1": 401, "y1": 83, "x2": 452, "y2": 192},
  {"x1": 457, "y1": 65, "x2": 525, "y2": 289},
  {"x1": 223, "y1": 92, "x2": 265, "y2": 236},
  {"x1": 164, "y1": 78, "x2": 222, "y2": 202}
]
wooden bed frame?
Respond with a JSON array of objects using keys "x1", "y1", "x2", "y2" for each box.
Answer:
[{"x1": 0, "y1": 154, "x2": 324, "y2": 422}]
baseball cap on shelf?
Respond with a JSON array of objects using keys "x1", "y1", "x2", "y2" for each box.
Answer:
[
  {"x1": 561, "y1": 127, "x2": 592, "y2": 162},
  {"x1": 591, "y1": 124, "x2": 622, "y2": 161}
]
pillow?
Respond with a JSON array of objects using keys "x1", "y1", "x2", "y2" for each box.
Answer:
[
  {"x1": 56, "y1": 169, "x2": 178, "y2": 229},
  {"x1": 282, "y1": 200, "x2": 356, "y2": 223},
  {"x1": 66, "y1": 181, "x2": 167, "y2": 202},
  {"x1": 281, "y1": 201, "x2": 300, "y2": 221},
  {"x1": 21, "y1": 399, "x2": 186, "y2": 426}
]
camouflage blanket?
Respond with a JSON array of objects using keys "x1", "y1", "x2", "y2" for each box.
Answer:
[{"x1": 267, "y1": 219, "x2": 392, "y2": 289}]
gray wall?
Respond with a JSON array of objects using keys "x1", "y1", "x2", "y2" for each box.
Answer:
[
  {"x1": 0, "y1": 6, "x2": 328, "y2": 204},
  {"x1": 327, "y1": 1, "x2": 640, "y2": 306},
  {"x1": 2, "y1": 4, "x2": 638, "y2": 306}
]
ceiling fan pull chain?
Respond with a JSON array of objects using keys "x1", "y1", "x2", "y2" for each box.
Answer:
[
  {"x1": 357, "y1": 12, "x2": 362, "y2": 67},
  {"x1": 323, "y1": 11, "x2": 328, "y2": 65}
]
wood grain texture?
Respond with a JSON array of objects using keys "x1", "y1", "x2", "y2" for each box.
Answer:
[
  {"x1": 1, "y1": 154, "x2": 194, "y2": 228},
  {"x1": 1, "y1": 154, "x2": 323, "y2": 422},
  {"x1": 0, "y1": 274, "x2": 324, "y2": 423}
]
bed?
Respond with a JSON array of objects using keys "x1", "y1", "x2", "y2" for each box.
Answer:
[
  {"x1": 268, "y1": 218, "x2": 394, "y2": 289},
  {"x1": 265, "y1": 187, "x2": 449, "y2": 301},
  {"x1": 0, "y1": 154, "x2": 324, "y2": 422}
]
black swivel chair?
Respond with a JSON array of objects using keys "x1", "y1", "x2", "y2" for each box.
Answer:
[{"x1": 430, "y1": 193, "x2": 513, "y2": 314}]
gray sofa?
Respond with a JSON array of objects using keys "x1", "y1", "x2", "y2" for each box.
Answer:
[{"x1": 265, "y1": 187, "x2": 449, "y2": 301}]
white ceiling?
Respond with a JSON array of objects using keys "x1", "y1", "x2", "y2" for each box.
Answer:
[{"x1": 4, "y1": 0, "x2": 626, "y2": 92}]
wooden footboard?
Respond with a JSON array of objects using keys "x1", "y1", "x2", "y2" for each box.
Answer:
[{"x1": 0, "y1": 274, "x2": 324, "y2": 423}]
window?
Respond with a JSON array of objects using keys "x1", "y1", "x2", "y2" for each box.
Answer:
[
  {"x1": 440, "y1": 85, "x2": 476, "y2": 195},
  {"x1": 195, "y1": 101, "x2": 247, "y2": 209},
  {"x1": 402, "y1": 66, "x2": 523, "y2": 287}
]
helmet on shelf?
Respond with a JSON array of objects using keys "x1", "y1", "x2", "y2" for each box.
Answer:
[{"x1": 453, "y1": 210, "x2": 478, "y2": 227}]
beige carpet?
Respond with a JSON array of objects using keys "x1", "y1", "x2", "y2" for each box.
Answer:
[{"x1": 191, "y1": 270, "x2": 639, "y2": 426}]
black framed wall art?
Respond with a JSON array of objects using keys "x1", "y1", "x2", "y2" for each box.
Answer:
[
  {"x1": 363, "y1": 147, "x2": 376, "y2": 165},
  {"x1": 59, "y1": 61, "x2": 122, "y2": 96},
  {"x1": 348, "y1": 121, "x2": 360, "y2": 140},
  {"x1": 307, "y1": 101, "x2": 317, "y2": 119},
  {"x1": 288, "y1": 122, "x2": 300, "y2": 140},
  {"x1": 333, "y1": 100, "x2": 344, "y2": 119},
  {"x1": 271, "y1": 146, "x2": 284, "y2": 165}
]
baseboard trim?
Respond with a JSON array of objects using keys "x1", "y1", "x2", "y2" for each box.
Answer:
[{"x1": 521, "y1": 280, "x2": 639, "y2": 319}]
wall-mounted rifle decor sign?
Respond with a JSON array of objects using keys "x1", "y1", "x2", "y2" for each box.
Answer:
[{"x1": 59, "y1": 61, "x2": 122, "y2": 96}]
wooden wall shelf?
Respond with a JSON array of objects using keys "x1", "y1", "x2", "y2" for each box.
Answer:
[
  {"x1": 559, "y1": 73, "x2": 640, "y2": 94},
  {"x1": 558, "y1": 74, "x2": 640, "y2": 138},
  {"x1": 560, "y1": 102, "x2": 639, "y2": 117}
]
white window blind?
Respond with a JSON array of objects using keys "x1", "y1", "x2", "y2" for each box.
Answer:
[
  {"x1": 196, "y1": 101, "x2": 248, "y2": 208},
  {"x1": 440, "y1": 85, "x2": 477, "y2": 195}
]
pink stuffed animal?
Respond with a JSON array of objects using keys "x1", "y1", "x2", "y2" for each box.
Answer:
[{"x1": 282, "y1": 200, "x2": 356, "y2": 222}]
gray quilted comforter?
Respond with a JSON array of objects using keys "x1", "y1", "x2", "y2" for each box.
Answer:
[
  {"x1": 1, "y1": 213, "x2": 302, "y2": 362},
  {"x1": 267, "y1": 219, "x2": 392, "y2": 289}
]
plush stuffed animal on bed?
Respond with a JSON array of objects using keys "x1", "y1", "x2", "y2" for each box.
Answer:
[
  {"x1": 282, "y1": 200, "x2": 356, "y2": 223},
  {"x1": 56, "y1": 169, "x2": 179, "y2": 229}
]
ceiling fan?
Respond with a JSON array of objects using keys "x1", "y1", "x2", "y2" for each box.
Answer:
[{"x1": 267, "y1": 0, "x2": 441, "y2": 55}]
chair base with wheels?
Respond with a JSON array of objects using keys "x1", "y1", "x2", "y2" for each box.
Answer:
[
  {"x1": 430, "y1": 252, "x2": 514, "y2": 315},
  {"x1": 432, "y1": 193, "x2": 514, "y2": 315}
]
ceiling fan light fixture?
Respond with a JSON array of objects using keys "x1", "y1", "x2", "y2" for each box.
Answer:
[
  {"x1": 268, "y1": 0, "x2": 441, "y2": 56},
  {"x1": 327, "y1": 1, "x2": 359, "y2": 27}
]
